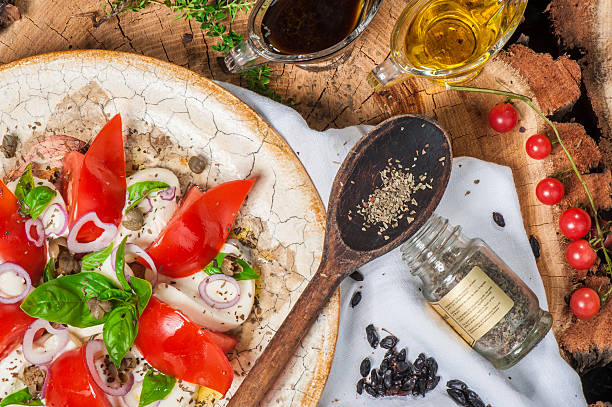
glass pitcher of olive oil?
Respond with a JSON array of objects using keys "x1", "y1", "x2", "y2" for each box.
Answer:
[{"x1": 368, "y1": 0, "x2": 527, "y2": 90}]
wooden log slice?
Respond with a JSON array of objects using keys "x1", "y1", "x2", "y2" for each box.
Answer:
[{"x1": 549, "y1": 0, "x2": 612, "y2": 168}]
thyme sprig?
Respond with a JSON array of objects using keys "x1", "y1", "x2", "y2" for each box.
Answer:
[
  {"x1": 102, "y1": 0, "x2": 280, "y2": 98},
  {"x1": 447, "y1": 84, "x2": 612, "y2": 299}
]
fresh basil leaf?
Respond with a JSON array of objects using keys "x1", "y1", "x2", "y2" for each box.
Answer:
[
  {"x1": 23, "y1": 186, "x2": 56, "y2": 220},
  {"x1": 21, "y1": 272, "x2": 119, "y2": 328},
  {"x1": 43, "y1": 258, "x2": 56, "y2": 283},
  {"x1": 103, "y1": 304, "x2": 138, "y2": 368},
  {"x1": 82, "y1": 243, "x2": 114, "y2": 271},
  {"x1": 115, "y1": 237, "x2": 131, "y2": 291},
  {"x1": 0, "y1": 387, "x2": 43, "y2": 406},
  {"x1": 203, "y1": 252, "x2": 258, "y2": 281},
  {"x1": 126, "y1": 181, "x2": 170, "y2": 211},
  {"x1": 98, "y1": 288, "x2": 134, "y2": 303},
  {"x1": 139, "y1": 369, "x2": 177, "y2": 407},
  {"x1": 15, "y1": 164, "x2": 34, "y2": 203},
  {"x1": 232, "y1": 258, "x2": 259, "y2": 281},
  {"x1": 130, "y1": 277, "x2": 152, "y2": 315}
]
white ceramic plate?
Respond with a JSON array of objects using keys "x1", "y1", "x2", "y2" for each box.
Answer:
[{"x1": 0, "y1": 50, "x2": 339, "y2": 407}]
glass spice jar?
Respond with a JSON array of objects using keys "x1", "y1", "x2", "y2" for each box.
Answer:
[{"x1": 401, "y1": 214, "x2": 553, "y2": 369}]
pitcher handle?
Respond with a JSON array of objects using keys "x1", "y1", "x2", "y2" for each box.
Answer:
[
  {"x1": 224, "y1": 41, "x2": 270, "y2": 73},
  {"x1": 367, "y1": 56, "x2": 409, "y2": 91}
]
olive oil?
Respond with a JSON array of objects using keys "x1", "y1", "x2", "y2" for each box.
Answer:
[
  {"x1": 404, "y1": 0, "x2": 519, "y2": 70},
  {"x1": 261, "y1": 0, "x2": 364, "y2": 55}
]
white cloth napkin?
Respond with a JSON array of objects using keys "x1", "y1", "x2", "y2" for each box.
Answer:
[{"x1": 218, "y1": 82, "x2": 586, "y2": 407}]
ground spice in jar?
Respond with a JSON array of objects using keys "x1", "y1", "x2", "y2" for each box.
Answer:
[
  {"x1": 401, "y1": 214, "x2": 552, "y2": 369},
  {"x1": 355, "y1": 159, "x2": 431, "y2": 236}
]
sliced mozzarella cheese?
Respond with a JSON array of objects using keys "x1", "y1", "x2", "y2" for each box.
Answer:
[
  {"x1": 7, "y1": 177, "x2": 68, "y2": 238},
  {"x1": 116, "y1": 168, "x2": 180, "y2": 250},
  {"x1": 0, "y1": 347, "x2": 28, "y2": 399},
  {"x1": 68, "y1": 324, "x2": 104, "y2": 342},
  {"x1": 154, "y1": 241, "x2": 256, "y2": 332},
  {"x1": 0, "y1": 336, "x2": 78, "y2": 399},
  {"x1": 0, "y1": 270, "x2": 28, "y2": 297},
  {"x1": 114, "y1": 348, "x2": 197, "y2": 407}
]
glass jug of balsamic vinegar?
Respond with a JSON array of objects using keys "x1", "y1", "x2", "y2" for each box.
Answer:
[{"x1": 224, "y1": 0, "x2": 382, "y2": 73}]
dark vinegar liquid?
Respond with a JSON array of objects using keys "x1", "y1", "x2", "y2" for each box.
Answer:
[{"x1": 262, "y1": 0, "x2": 364, "y2": 55}]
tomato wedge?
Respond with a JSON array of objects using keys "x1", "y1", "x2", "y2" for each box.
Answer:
[
  {"x1": 65, "y1": 114, "x2": 126, "y2": 243},
  {"x1": 135, "y1": 297, "x2": 234, "y2": 395},
  {"x1": 204, "y1": 329, "x2": 238, "y2": 354},
  {"x1": 0, "y1": 303, "x2": 35, "y2": 360},
  {"x1": 46, "y1": 346, "x2": 112, "y2": 407},
  {"x1": 0, "y1": 179, "x2": 46, "y2": 282},
  {"x1": 147, "y1": 180, "x2": 255, "y2": 278}
]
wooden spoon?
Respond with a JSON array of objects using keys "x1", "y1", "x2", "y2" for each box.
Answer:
[{"x1": 227, "y1": 114, "x2": 452, "y2": 406}]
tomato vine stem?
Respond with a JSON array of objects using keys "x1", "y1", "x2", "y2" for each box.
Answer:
[{"x1": 446, "y1": 84, "x2": 612, "y2": 292}]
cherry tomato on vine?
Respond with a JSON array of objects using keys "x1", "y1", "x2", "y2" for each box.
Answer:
[
  {"x1": 565, "y1": 239, "x2": 597, "y2": 270},
  {"x1": 525, "y1": 134, "x2": 552, "y2": 159},
  {"x1": 535, "y1": 178, "x2": 564, "y2": 205},
  {"x1": 569, "y1": 287, "x2": 600, "y2": 319},
  {"x1": 559, "y1": 208, "x2": 592, "y2": 239},
  {"x1": 488, "y1": 103, "x2": 518, "y2": 133}
]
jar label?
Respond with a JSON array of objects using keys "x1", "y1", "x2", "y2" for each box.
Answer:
[{"x1": 429, "y1": 266, "x2": 514, "y2": 346}]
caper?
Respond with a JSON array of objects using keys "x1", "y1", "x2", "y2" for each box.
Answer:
[
  {"x1": 221, "y1": 254, "x2": 243, "y2": 276},
  {"x1": 122, "y1": 207, "x2": 145, "y2": 231},
  {"x1": 58, "y1": 249, "x2": 80, "y2": 275},
  {"x1": 188, "y1": 155, "x2": 207, "y2": 174}
]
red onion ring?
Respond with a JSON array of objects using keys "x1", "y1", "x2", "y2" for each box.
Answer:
[
  {"x1": 39, "y1": 364, "x2": 50, "y2": 400},
  {"x1": 43, "y1": 203, "x2": 69, "y2": 237},
  {"x1": 25, "y1": 218, "x2": 45, "y2": 247},
  {"x1": 85, "y1": 340, "x2": 134, "y2": 396},
  {"x1": 22, "y1": 319, "x2": 69, "y2": 365},
  {"x1": 66, "y1": 212, "x2": 118, "y2": 253},
  {"x1": 142, "y1": 197, "x2": 153, "y2": 214},
  {"x1": 158, "y1": 187, "x2": 176, "y2": 201},
  {"x1": 198, "y1": 274, "x2": 241, "y2": 309},
  {"x1": 0, "y1": 263, "x2": 32, "y2": 304},
  {"x1": 126, "y1": 244, "x2": 158, "y2": 287}
]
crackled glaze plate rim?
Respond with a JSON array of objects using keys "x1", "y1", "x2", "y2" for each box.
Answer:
[{"x1": 0, "y1": 50, "x2": 340, "y2": 406}]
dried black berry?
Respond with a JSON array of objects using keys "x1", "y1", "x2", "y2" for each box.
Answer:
[
  {"x1": 492, "y1": 212, "x2": 505, "y2": 227},
  {"x1": 402, "y1": 376, "x2": 415, "y2": 391},
  {"x1": 384, "y1": 347, "x2": 396, "y2": 359},
  {"x1": 380, "y1": 335, "x2": 398, "y2": 349},
  {"x1": 396, "y1": 361, "x2": 411, "y2": 374},
  {"x1": 447, "y1": 379, "x2": 468, "y2": 390},
  {"x1": 426, "y1": 357, "x2": 438, "y2": 376},
  {"x1": 529, "y1": 235, "x2": 541, "y2": 258},
  {"x1": 349, "y1": 270, "x2": 364, "y2": 281},
  {"x1": 370, "y1": 369, "x2": 378, "y2": 385},
  {"x1": 380, "y1": 358, "x2": 389, "y2": 373},
  {"x1": 426, "y1": 375, "x2": 440, "y2": 391},
  {"x1": 356, "y1": 378, "x2": 364, "y2": 394},
  {"x1": 397, "y1": 348, "x2": 406, "y2": 362},
  {"x1": 359, "y1": 358, "x2": 371, "y2": 377},
  {"x1": 417, "y1": 378, "x2": 427, "y2": 396},
  {"x1": 350, "y1": 291, "x2": 362, "y2": 308},
  {"x1": 466, "y1": 389, "x2": 484, "y2": 405},
  {"x1": 383, "y1": 369, "x2": 393, "y2": 389},
  {"x1": 364, "y1": 383, "x2": 377, "y2": 397},
  {"x1": 365, "y1": 324, "x2": 379, "y2": 348},
  {"x1": 448, "y1": 388, "x2": 468, "y2": 405}
]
